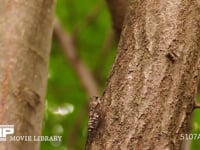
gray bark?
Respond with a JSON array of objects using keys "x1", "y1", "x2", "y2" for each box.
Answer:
[
  {"x1": 0, "y1": 0, "x2": 55, "y2": 150},
  {"x1": 87, "y1": 0, "x2": 200, "y2": 149}
]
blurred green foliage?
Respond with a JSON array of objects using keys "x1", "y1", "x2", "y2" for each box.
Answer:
[
  {"x1": 41, "y1": 0, "x2": 115, "y2": 150},
  {"x1": 191, "y1": 95, "x2": 200, "y2": 150},
  {"x1": 41, "y1": 0, "x2": 200, "y2": 150}
]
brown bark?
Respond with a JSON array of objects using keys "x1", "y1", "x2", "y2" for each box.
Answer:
[
  {"x1": 0, "y1": 0, "x2": 55, "y2": 150},
  {"x1": 87, "y1": 0, "x2": 200, "y2": 149},
  {"x1": 106, "y1": 0, "x2": 128, "y2": 37}
]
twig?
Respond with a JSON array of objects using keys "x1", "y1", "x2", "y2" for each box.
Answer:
[
  {"x1": 54, "y1": 19, "x2": 99, "y2": 97},
  {"x1": 73, "y1": 3, "x2": 103, "y2": 38},
  {"x1": 106, "y1": 0, "x2": 128, "y2": 38},
  {"x1": 53, "y1": 19, "x2": 100, "y2": 149},
  {"x1": 94, "y1": 29, "x2": 116, "y2": 85}
]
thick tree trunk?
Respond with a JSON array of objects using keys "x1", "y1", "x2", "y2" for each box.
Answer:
[
  {"x1": 87, "y1": 0, "x2": 200, "y2": 149},
  {"x1": 0, "y1": 0, "x2": 55, "y2": 150}
]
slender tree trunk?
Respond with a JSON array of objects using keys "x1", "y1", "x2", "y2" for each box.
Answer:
[
  {"x1": 87, "y1": 0, "x2": 200, "y2": 149},
  {"x1": 106, "y1": 0, "x2": 128, "y2": 38},
  {"x1": 0, "y1": 0, "x2": 55, "y2": 150}
]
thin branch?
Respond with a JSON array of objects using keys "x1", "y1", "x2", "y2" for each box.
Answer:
[
  {"x1": 73, "y1": 3, "x2": 103, "y2": 38},
  {"x1": 54, "y1": 19, "x2": 99, "y2": 97},
  {"x1": 67, "y1": 108, "x2": 87, "y2": 149},
  {"x1": 106, "y1": 0, "x2": 128, "y2": 38},
  {"x1": 54, "y1": 19, "x2": 100, "y2": 149},
  {"x1": 94, "y1": 29, "x2": 116, "y2": 85}
]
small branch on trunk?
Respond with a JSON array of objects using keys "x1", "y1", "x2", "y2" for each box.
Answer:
[{"x1": 73, "y1": 3, "x2": 103, "y2": 38}]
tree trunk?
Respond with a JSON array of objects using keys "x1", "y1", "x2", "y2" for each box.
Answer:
[
  {"x1": 106, "y1": 0, "x2": 128, "y2": 38},
  {"x1": 0, "y1": 0, "x2": 55, "y2": 150},
  {"x1": 87, "y1": 0, "x2": 200, "y2": 149}
]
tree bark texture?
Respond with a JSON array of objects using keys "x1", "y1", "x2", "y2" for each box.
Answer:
[
  {"x1": 0, "y1": 0, "x2": 55, "y2": 150},
  {"x1": 106, "y1": 0, "x2": 128, "y2": 38},
  {"x1": 87, "y1": 0, "x2": 200, "y2": 149}
]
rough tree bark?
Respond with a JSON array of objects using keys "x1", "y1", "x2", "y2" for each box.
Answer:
[
  {"x1": 0, "y1": 0, "x2": 55, "y2": 150},
  {"x1": 87, "y1": 0, "x2": 200, "y2": 149}
]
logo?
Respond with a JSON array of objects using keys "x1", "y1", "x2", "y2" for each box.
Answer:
[
  {"x1": 0, "y1": 125, "x2": 14, "y2": 141},
  {"x1": 0, "y1": 125, "x2": 62, "y2": 142}
]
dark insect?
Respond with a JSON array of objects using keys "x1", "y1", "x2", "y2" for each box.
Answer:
[
  {"x1": 87, "y1": 96, "x2": 101, "y2": 136},
  {"x1": 166, "y1": 50, "x2": 179, "y2": 62},
  {"x1": 88, "y1": 110, "x2": 100, "y2": 133},
  {"x1": 86, "y1": 97, "x2": 102, "y2": 149}
]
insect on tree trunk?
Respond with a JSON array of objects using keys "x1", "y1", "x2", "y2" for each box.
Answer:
[{"x1": 86, "y1": 0, "x2": 200, "y2": 149}]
